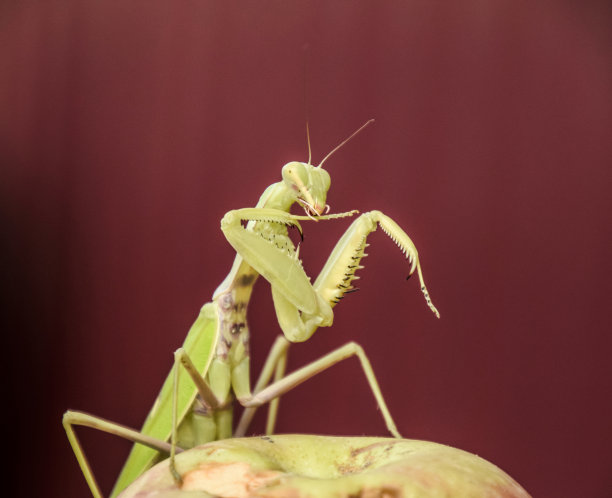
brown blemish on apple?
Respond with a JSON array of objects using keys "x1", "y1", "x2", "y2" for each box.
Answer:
[
  {"x1": 357, "y1": 486, "x2": 403, "y2": 498},
  {"x1": 336, "y1": 459, "x2": 373, "y2": 475},
  {"x1": 182, "y1": 461, "x2": 283, "y2": 497},
  {"x1": 350, "y1": 440, "x2": 402, "y2": 457},
  {"x1": 337, "y1": 440, "x2": 402, "y2": 474}
]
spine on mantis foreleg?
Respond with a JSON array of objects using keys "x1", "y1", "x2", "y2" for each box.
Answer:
[
  {"x1": 370, "y1": 211, "x2": 440, "y2": 318},
  {"x1": 312, "y1": 210, "x2": 440, "y2": 318}
]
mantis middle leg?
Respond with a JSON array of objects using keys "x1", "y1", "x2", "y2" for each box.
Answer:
[
  {"x1": 234, "y1": 334, "x2": 291, "y2": 437},
  {"x1": 230, "y1": 338, "x2": 401, "y2": 437}
]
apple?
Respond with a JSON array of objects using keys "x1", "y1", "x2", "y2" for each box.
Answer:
[{"x1": 119, "y1": 435, "x2": 530, "y2": 497}]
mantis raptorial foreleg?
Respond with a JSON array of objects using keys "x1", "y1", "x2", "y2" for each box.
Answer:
[
  {"x1": 221, "y1": 208, "x2": 358, "y2": 327},
  {"x1": 223, "y1": 208, "x2": 439, "y2": 345},
  {"x1": 311, "y1": 210, "x2": 439, "y2": 318}
]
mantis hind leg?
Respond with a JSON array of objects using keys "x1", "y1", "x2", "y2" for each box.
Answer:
[
  {"x1": 233, "y1": 341, "x2": 401, "y2": 438},
  {"x1": 62, "y1": 411, "x2": 180, "y2": 498}
]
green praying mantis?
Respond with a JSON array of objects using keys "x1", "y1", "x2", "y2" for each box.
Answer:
[{"x1": 63, "y1": 119, "x2": 440, "y2": 498}]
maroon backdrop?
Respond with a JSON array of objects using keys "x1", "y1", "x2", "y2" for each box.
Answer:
[{"x1": 2, "y1": 2, "x2": 611, "y2": 497}]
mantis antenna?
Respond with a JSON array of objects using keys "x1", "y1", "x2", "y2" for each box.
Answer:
[
  {"x1": 306, "y1": 121, "x2": 312, "y2": 165},
  {"x1": 302, "y1": 43, "x2": 312, "y2": 166},
  {"x1": 317, "y1": 119, "x2": 375, "y2": 168}
]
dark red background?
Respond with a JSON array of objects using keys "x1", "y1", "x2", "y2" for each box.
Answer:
[{"x1": 2, "y1": 2, "x2": 611, "y2": 497}]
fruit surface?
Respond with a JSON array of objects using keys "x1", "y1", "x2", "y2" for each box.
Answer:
[{"x1": 119, "y1": 435, "x2": 531, "y2": 497}]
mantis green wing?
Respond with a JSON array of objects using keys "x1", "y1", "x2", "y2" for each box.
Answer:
[{"x1": 110, "y1": 302, "x2": 219, "y2": 497}]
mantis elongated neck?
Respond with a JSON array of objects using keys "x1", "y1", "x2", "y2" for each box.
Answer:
[{"x1": 256, "y1": 181, "x2": 298, "y2": 212}]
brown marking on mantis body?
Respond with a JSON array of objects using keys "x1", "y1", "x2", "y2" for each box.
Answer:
[
  {"x1": 230, "y1": 323, "x2": 246, "y2": 336},
  {"x1": 236, "y1": 274, "x2": 256, "y2": 287}
]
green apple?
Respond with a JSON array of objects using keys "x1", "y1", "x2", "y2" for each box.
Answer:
[{"x1": 119, "y1": 435, "x2": 530, "y2": 497}]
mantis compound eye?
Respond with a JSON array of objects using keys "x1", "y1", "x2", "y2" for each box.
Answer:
[{"x1": 282, "y1": 161, "x2": 308, "y2": 187}]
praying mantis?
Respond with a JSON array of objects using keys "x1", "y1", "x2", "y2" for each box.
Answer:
[{"x1": 63, "y1": 120, "x2": 440, "y2": 498}]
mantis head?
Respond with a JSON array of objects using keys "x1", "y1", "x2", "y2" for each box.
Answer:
[
  {"x1": 282, "y1": 161, "x2": 331, "y2": 217},
  {"x1": 282, "y1": 119, "x2": 375, "y2": 219}
]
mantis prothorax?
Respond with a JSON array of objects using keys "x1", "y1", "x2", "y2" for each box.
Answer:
[{"x1": 63, "y1": 119, "x2": 440, "y2": 498}]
